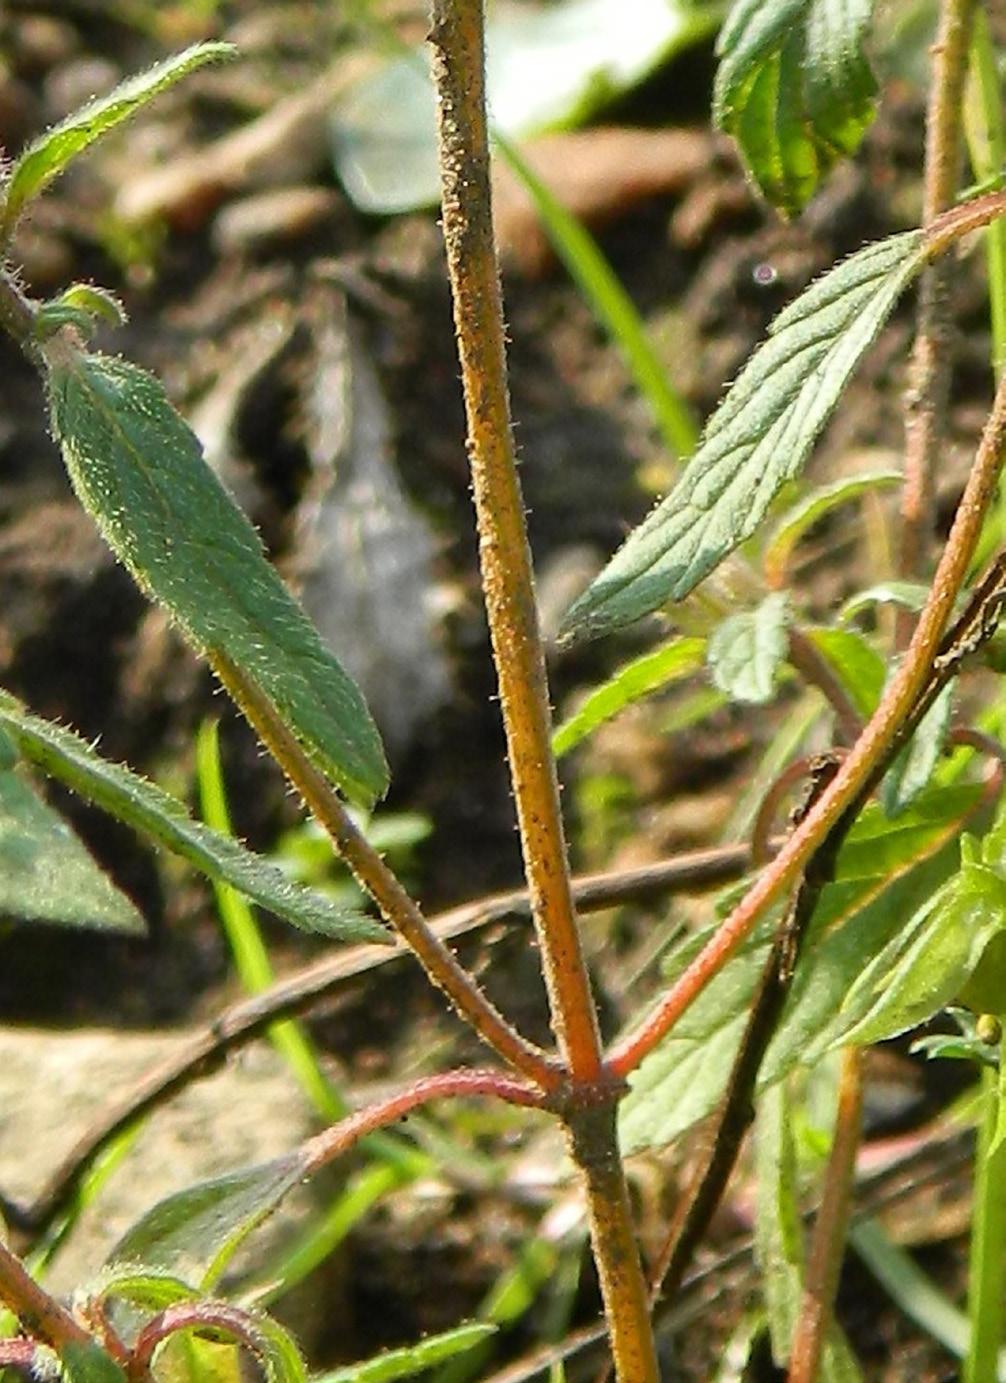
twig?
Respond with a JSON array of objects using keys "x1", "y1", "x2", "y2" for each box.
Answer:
[
  {"x1": 212, "y1": 652, "x2": 560, "y2": 1092},
  {"x1": 899, "y1": 0, "x2": 977, "y2": 590},
  {"x1": 787, "y1": 1047, "x2": 865, "y2": 1383},
  {"x1": 609, "y1": 364, "x2": 1006, "y2": 1079}
]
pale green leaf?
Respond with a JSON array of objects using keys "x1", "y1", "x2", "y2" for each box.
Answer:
[
  {"x1": 0, "y1": 766, "x2": 143, "y2": 933},
  {"x1": 91, "y1": 1269, "x2": 201, "y2": 1311},
  {"x1": 803, "y1": 627, "x2": 885, "y2": 719},
  {"x1": 552, "y1": 636, "x2": 705, "y2": 757},
  {"x1": 838, "y1": 581, "x2": 930, "y2": 623},
  {"x1": 882, "y1": 679, "x2": 954, "y2": 816},
  {"x1": 316, "y1": 1325, "x2": 496, "y2": 1383},
  {"x1": 561, "y1": 231, "x2": 926, "y2": 643},
  {"x1": 1, "y1": 44, "x2": 234, "y2": 238},
  {"x1": 763, "y1": 469, "x2": 901, "y2": 583},
  {"x1": 708, "y1": 592, "x2": 790, "y2": 704},
  {"x1": 0, "y1": 691, "x2": 385, "y2": 943},
  {"x1": 108, "y1": 1153, "x2": 308, "y2": 1290},
  {"x1": 45, "y1": 349, "x2": 387, "y2": 807},
  {"x1": 714, "y1": 0, "x2": 878, "y2": 213}
]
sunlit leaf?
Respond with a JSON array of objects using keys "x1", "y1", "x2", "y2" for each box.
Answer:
[
  {"x1": 714, "y1": 0, "x2": 878, "y2": 213},
  {"x1": 803, "y1": 627, "x2": 885, "y2": 719},
  {"x1": 0, "y1": 692, "x2": 385, "y2": 943},
  {"x1": 45, "y1": 348, "x2": 388, "y2": 807},
  {"x1": 316, "y1": 1324, "x2": 496, "y2": 1383},
  {"x1": 108, "y1": 1153, "x2": 308, "y2": 1290},
  {"x1": 552, "y1": 636, "x2": 705, "y2": 757},
  {"x1": 882, "y1": 679, "x2": 955, "y2": 816},
  {"x1": 1, "y1": 44, "x2": 234, "y2": 239},
  {"x1": 561, "y1": 231, "x2": 926, "y2": 643},
  {"x1": 755, "y1": 1084, "x2": 803, "y2": 1362},
  {"x1": 60, "y1": 1343, "x2": 127, "y2": 1383},
  {"x1": 90, "y1": 1269, "x2": 201, "y2": 1311},
  {"x1": 0, "y1": 765, "x2": 142, "y2": 933},
  {"x1": 708, "y1": 592, "x2": 790, "y2": 704},
  {"x1": 838, "y1": 581, "x2": 930, "y2": 623},
  {"x1": 762, "y1": 469, "x2": 901, "y2": 585}
]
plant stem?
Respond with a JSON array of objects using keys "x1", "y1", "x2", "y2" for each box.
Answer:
[
  {"x1": 0, "y1": 1241, "x2": 91, "y2": 1350},
  {"x1": 610, "y1": 363, "x2": 1006, "y2": 1079},
  {"x1": 899, "y1": 0, "x2": 977, "y2": 587},
  {"x1": 427, "y1": 4, "x2": 656, "y2": 1377},
  {"x1": 427, "y1": 0, "x2": 602, "y2": 1084},
  {"x1": 787, "y1": 628, "x2": 862, "y2": 743},
  {"x1": 964, "y1": 1028, "x2": 1006, "y2": 1383},
  {"x1": 965, "y1": 6, "x2": 1006, "y2": 381},
  {"x1": 211, "y1": 653, "x2": 560, "y2": 1091},
  {"x1": 787, "y1": 1046, "x2": 864, "y2": 1383}
]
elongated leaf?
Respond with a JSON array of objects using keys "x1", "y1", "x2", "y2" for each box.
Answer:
[
  {"x1": 755, "y1": 1084, "x2": 803, "y2": 1362},
  {"x1": 561, "y1": 231, "x2": 926, "y2": 643},
  {"x1": 1, "y1": 44, "x2": 234, "y2": 239},
  {"x1": 762, "y1": 469, "x2": 901, "y2": 584},
  {"x1": 91, "y1": 1270, "x2": 201, "y2": 1311},
  {"x1": 552, "y1": 636, "x2": 705, "y2": 757},
  {"x1": 803, "y1": 627, "x2": 885, "y2": 719},
  {"x1": 619, "y1": 784, "x2": 982, "y2": 1152},
  {"x1": 714, "y1": 0, "x2": 878, "y2": 214},
  {"x1": 708, "y1": 592, "x2": 790, "y2": 704},
  {"x1": 108, "y1": 1152, "x2": 308, "y2": 1289},
  {"x1": 45, "y1": 348, "x2": 387, "y2": 807},
  {"x1": 882, "y1": 679, "x2": 955, "y2": 816},
  {"x1": 0, "y1": 692, "x2": 386, "y2": 943},
  {"x1": 0, "y1": 765, "x2": 143, "y2": 932},
  {"x1": 316, "y1": 1325, "x2": 496, "y2": 1383},
  {"x1": 839, "y1": 581, "x2": 930, "y2": 623}
]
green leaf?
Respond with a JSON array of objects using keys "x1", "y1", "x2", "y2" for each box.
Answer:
[
  {"x1": 0, "y1": 692, "x2": 386, "y2": 943},
  {"x1": 254, "y1": 1318, "x2": 308, "y2": 1383},
  {"x1": 619, "y1": 784, "x2": 982, "y2": 1152},
  {"x1": 714, "y1": 0, "x2": 878, "y2": 214},
  {"x1": 803, "y1": 627, "x2": 885, "y2": 719},
  {"x1": 90, "y1": 1269, "x2": 201, "y2": 1311},
  {"x1": 560, "y1": 231, "x2": 926, "y2": 643},
  {"x1": 0, "y1": 765, "x2": 143, "y2": 933},
  {"x1": 762, "y1": 470, "x2": 901, "y2": 584},
  {"x1": 552, "y1": 636, "x2": 705, "y2": 757},
  {"x1": 838, "y1": 581, "x2": 930, "y2": 623},
  {"x1": 754, "y1": 1084, "x2": 803, "y2": 1363},
  {"x1": 60, "y1": 1343, "x2": 127, "y2": 1383},
  {"x1": 0, "y1": 44, "x2": 235, "y2": 240},
  {"x1": 107, "y1": 1152, "x2": 308, "y2": 1290},
  {"x1": 882, "y1": 679, "x2": 954, "y2": 816},
  {"x1": 45, "y1": 348, "x2": 388, "y2": 807},
  {"x1": 35, "y1": 285, "x2": 128, "y2": 343},
  {"x1": 708, "y1": 592, "x2": 790, "y2": 704},
  {"x1": 316, "y1": 1324, "x2": 497, "y2": 1383}
]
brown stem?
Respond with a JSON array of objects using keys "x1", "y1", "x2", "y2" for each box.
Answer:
[
  {"x1": 4, "y1": 836, "x2": 777, "y2": 1243},
  {"x1": 0, "y1": 1241, "x2": 91, "y2": 1350},
  {"x1": 211, "y1": 653, "x2": 560, "y2": 1091},
  {"x1": 750, "y1": 753, "x2": 844, "y2": 868},
  {"x1": 899, "y1": 0, "x2": 977, "y2": 591},
  {"x1": 787, "y1": 1046, "x2": 865, "y2": 1383},
  {"x1": 610, "y1": 365, "x2": 1006, "y2": 1079},
  {"x1": 428, "y1": 0, "x2": 602, "y2": 1082},
  {"x1": 129, "y1": 1302, "x2": 265, "y2": 1383},
  {"x1": 0, "y1": 273, "x2": 36, "y2": 347},
  {"x1": 787, "y1": 627, "x2": 863, "y2": 744}
]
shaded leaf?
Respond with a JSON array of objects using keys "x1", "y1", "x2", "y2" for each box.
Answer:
[
  {"x1": 708, "y1": 592, "x2": 790, "y2": 704},
  {"x1": 0, "y1": 765, "x2": 142, "y2": 933},
  {"x1": 839, "y1": 581, "x2": 930, "y2": 623},
  {"x1": 882, "y1": 679, "x2": 954, "y2": 816},
  {"x1": 316, "y1": 1324, "x2": 496, "y2": 1383},
  {"x1": 108, "y1": 1153, "x2": 308, "y2": 1290},
  {"x1": 561, "y1": 231, "x2": 926, "y2": 643},
  {"x1": 714, "y1": 0, "x2": 878, "y2": 213},
  {"x1": 762, "y1": 469, "x2": 901, "y2": 585},
  {"x1": 803, "y1": 627, "x2": 885, "y2": 719},
  {"x1": 0, "y1": 692, "x2": 386, "y2": 943},
  {"x1": 60, "y1": 1343, "x2": 127, "y2": 1383},
  {"x1": 755, "y1": 1084, "x2": 803, "y2": 1362},
  {"x1": 45, "y1": 349, "x2": 387, "y2": 807},
  {"x1": 552, "y1": 636, "x2": 705, "y2": 757},
  {"x1": 1, "y1": 44, "x2": 234, "y2": 238}
]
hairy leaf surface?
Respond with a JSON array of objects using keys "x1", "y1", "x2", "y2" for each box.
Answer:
[
  {"x1": 0, "y1": 692, "x2": 385, "y2": 943},
  {"x1": 561, "y1": 231, "x2": 925, "y2": 643},
  {"x1": 708, "y1": 592, "x2": 790, "y2": 704},
  {"x1": 715, "y1": 0, "x2": 877, "y2": 213},
  {"x1": 46, "y1": 349, "x2": 387, "y2": 807},
  {"x1": 1, "y1": 44, "x2": 234, "y2": 238}
]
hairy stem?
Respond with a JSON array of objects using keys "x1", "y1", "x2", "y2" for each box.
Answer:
[
  {"x1": 212, "y1": 653, "x2": 560, "y2": 1091},
  {"x1": 428, "y1": 0, "x2": 602, "y2": 1082},
  {"x1": 788, "y1": 1046, "x2": 864, "y2": 1383},
  {"x1": 0, "y1": 1241, "x2": 91, "y2": 1350},
  {"x1": 899, "y1": 0, "x2": 977, "y2": 587},
  {"x1": 610, "y1": 364, "x2": 1006, "y2": 1078}
]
